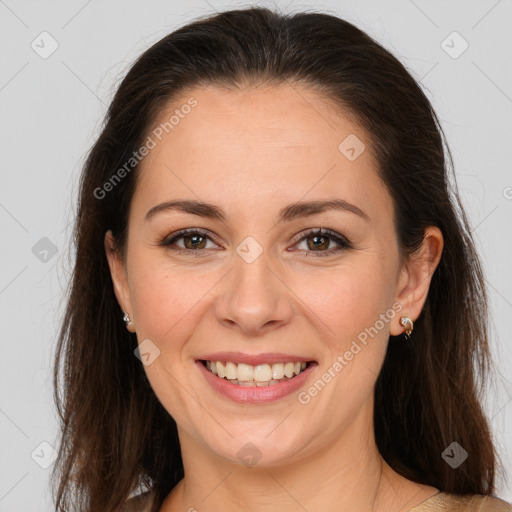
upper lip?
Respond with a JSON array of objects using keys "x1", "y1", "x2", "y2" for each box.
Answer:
[{"x1": 196, "y1": 352, "x2": 316, "y2": 366}]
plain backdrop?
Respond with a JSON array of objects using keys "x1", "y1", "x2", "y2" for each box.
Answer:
[{"x1": 1, "y1": 0, "x2": 511, "y2": 510}]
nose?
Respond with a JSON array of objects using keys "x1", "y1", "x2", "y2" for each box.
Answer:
[{"x1": 213, "y1": 248, "x2": 294, "y2": 336}]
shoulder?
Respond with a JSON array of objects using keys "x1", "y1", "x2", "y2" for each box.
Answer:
[
  {"x1": 410, "y1": 492, "x2": 512, "y2": 511},
  {"x1": 119, "y1": 490, "x2": 154, "y2": 512}
]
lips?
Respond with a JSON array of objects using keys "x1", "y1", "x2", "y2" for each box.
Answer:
[{"x1": 194, "y1": 352, "x2": 318, "y2": 403}]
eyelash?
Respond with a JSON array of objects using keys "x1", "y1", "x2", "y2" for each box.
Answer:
[{"x1": 159, "y1": 228, "x2": 353, "y2": 257}]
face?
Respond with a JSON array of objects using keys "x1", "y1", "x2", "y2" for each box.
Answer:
[{"x1": 107, "y1": 83, "x2": 431, "y2": 468}]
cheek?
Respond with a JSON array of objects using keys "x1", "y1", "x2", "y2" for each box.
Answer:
[
  {"x1": 128, "y1": 259, "x2": 219, "y2": 427},
  {"x1": 299, "y1": 267, "x2": 393, "y2": 403},
  {"x1": 294, "y1": 259, "x2": 393, "y2": 346},
  {"x1": 129, "y1": 257, "x2": 213, "y2": 344}
]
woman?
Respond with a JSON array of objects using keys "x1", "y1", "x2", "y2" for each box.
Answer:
[{"x1": 51, "y1": 6, "x2": 511, "y2": 512}]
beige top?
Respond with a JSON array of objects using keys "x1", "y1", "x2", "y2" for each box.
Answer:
[
  {"x1": 409, "y1": 492, "x2": 512, "y2": 511},
  {"x1": 121, "y1": 490, "x2": 512, "y2": 511}
]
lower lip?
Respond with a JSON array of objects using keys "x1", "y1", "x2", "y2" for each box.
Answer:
[{"x1": 196, "y1": 360, "x2": 317, "y2": 404}]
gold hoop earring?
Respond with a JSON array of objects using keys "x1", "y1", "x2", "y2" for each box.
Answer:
[{"x1": 399, "y1": 316, "x2": 414, "y2": 341}]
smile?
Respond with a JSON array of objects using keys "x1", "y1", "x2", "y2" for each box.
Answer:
[{"x1": 202, "y1": 360, "x2": 309, "y2": 386}]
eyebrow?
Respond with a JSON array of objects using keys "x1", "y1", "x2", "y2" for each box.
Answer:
[{"x1": 144, "y1": 198, "x2": 370, "y2": 223}]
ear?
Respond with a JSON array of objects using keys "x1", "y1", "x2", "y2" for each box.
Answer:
[
  {"x1": 390, "y1": 226, "x2": 444, "y2": 336},
  {"x1": 104, "y1": 230, "x2": 136, "y2": 332}
]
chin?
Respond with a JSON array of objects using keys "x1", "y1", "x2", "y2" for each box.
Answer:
[{"x1": 202, "y1": 425, "x2": 306, "y2": 469}]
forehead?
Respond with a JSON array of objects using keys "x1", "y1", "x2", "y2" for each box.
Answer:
[
  {"x1": 148, "y1": 83, "x2": 369, "y2": 162},
  {"x1": 132, "y1": 84, "x2": 392, "y2": 224}
]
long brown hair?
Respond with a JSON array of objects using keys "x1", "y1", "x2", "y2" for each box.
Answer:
[{"x1": 52, "y1": 6, "x2": 505, "y2": 511}]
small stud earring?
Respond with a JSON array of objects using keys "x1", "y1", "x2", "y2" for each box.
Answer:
[
  {"x1": 399, "y1": 316, "x2": 414, "y2": 341},
  {"x1": 123, "y1": 312, "x2": 135, "y2": 332}
]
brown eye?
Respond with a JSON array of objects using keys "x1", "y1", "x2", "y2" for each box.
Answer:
[
  {"x1": 161, "y1": 229, "x2": 219, "y2": 253},
  {"x1": 293, "y1": 228, "x2": 352, "y2": 256},
  {"x1": 306, "y1": 233, "x2": 330, "y2": 251},
  {"x1": 182, "y1": 233, "x2": 207, "y2": 249}
]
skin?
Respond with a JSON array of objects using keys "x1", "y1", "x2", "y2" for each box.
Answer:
[{"x1": 105, "y1": 83, "x2": 444, "y2": 512}]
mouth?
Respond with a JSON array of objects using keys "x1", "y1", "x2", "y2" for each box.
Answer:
[
  {"x1": 199, "y1": 359, "x2": 313, "y2": 387},
  {"x1": 194, "y1": 352, "x2": 319, "y2": 403}
]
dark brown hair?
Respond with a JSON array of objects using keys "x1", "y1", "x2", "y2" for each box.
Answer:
[{"x1": 52, "y1": 6, "x2": 505, "y2": 511}]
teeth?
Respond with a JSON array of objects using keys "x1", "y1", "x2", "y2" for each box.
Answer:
[
  {"x1": 237, "y1": 363, "x2": 253, "y2": 382},
  {"x1": 216, "y1": 361, "x2": 226, "y2": 379},
  {"x1": 272, "y1": 363, "x2": 284, "y2": 379},
  {"x1": 204, "y1": 360, "x2": 309, "y2": 385},
  {"x1": 284, "y1": 362, "x2": 295, "y2": 378},
  {"x1": 225, "y1": 361, "x2": 237, "y2": 380},
  {"x1": 254, "y1": 364, "x2": 272, "y2": 382}
]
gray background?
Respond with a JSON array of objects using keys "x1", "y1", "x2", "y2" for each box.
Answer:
[{"x1": 1, "y1": 0, "x2": 511, "y2": 510}]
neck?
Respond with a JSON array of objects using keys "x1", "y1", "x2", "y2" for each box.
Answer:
[{"x1": 160, "y1": 401, "x2": 431, "y2": 512}]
